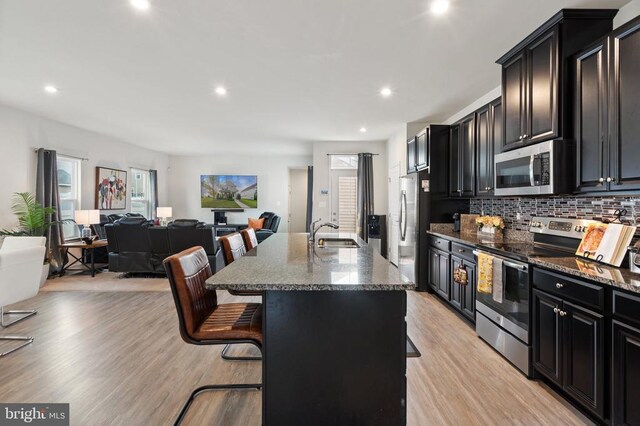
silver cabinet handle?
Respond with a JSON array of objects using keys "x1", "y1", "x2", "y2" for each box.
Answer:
[
  {"x1": 523, "y1": 134, "x2": 528, "y2": 138},
  {"x1": 519, "y1": 135, "x2": 524, "y2": 140},
  {"x1": 458, "y1": 249, "x2": 465, "y2": 253},
  {"x1": 553, "y1": 307, "x2": 559, "y2": 314},
  {"x1": 556, "y1": 283, "x2": 564, "y2": 289},
  {"x1": 559, "y1": 310, "x2": 567, "y2": 317},
  {"x1": 606, "y1": 177, "x2": 612, "y2": 182},
  {"x1": 599, "y1": 177, "x2": 604, "y2": 183}
]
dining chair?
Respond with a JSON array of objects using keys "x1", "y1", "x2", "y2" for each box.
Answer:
[{"x1": 240, "y1": 228, "x2": 258, "y2": 252}]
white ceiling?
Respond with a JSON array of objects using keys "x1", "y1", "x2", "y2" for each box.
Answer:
[{"x1": 0, "y1": 0, "x2": 630, "y2": 156}]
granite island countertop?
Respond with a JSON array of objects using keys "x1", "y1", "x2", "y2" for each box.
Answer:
[{"x1": 205, "y1": 232, "x2": 415, "y2": 291}]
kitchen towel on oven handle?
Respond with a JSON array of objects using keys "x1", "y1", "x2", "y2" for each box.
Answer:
[{"x1": 477, "y1": 252, "x2": 494, "y2": 294}]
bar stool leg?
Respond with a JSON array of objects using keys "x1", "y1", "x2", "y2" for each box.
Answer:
[
  {"x1": 174, "y1": 383, "x2": 262, "y2": 426},
  {"x1": 221, "y1": 343, "x2": 262, "y2": 361}
]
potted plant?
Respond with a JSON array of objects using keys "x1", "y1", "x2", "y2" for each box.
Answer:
[
  {"x1": 475, "y1": 215, "x2": 505, "y2": 238},
  {"x1": 1, "y1": 192, "x2": 56, "y2": 286}
]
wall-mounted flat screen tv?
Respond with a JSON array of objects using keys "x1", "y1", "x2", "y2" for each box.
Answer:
[{"x1": 200, "y1": 175, "x2": 258, "y2": 209}]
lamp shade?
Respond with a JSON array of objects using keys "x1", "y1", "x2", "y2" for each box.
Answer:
[
  {"x1": 157, "y1": 207, "x2": 172, "y2": 218},
  {"x1": 74, "y1": 209, "x2": 100, "y2": 226}
]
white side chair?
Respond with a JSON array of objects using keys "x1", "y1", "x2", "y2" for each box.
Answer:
[
  {"x1": 0, "y1": 237, "x2": 46, "y2": 357},
  {"x1": 0, "y1": 237, "x2": 46, "y2": 327}
]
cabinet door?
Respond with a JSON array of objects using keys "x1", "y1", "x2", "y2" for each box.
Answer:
[
  {"x1": 460, "y1": 114, "x2": 476, "y2": 197},
  {"x1": 416, "y1": 129, "x2": 428, "y2": 171},
  {"x1": 476, "y1": 105, "x2": 492, "y2": 196},
  {"x1": 533, "y1": 290, "x2": 562, "y2": 385},
  {"x1": 562, "y1": 301, "x2": 605, "y2": 418},
  {"x1": 491, "y1": 97, "x2": 503, "y2": 158},
  {"x1": 613, "y1": 320, "x2": 640, "y2": 426},
  {"x1": 427, "y1": 249, "x2": 440, "y2": 292},
  {"x1": 609, "y1": 20, "x2": 640, "y2": 191},
  {"x1": 449, "y1": 125, "x2": 461, "y2": 197},
  {"x1": 526, "y1": 29, "x2": 559, "y2": 144},
  {"x1": 406, "y1": 137, "x2": 417, "y2": 174},
  {"x1": 436, "y1": 252, "x2": 450, "y2": 300},
  {"x1": 575, "y1": 42, "x2": 607, "y2": 193},
  {"x1": 449, "y1": 256, "x2": 463, "y2": 309},
  {"x1": 502, "y1": 52, "x2": 527, "y2": 150},
  {"x1": 461, "y1": 262, "x2": 476, "y2": 321}
]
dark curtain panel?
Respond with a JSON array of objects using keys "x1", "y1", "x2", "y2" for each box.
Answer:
[
  {"x1": 149, "y1": 169, "x2": 159, "y2": 219},
  {"x1": 357, "y1": 153, "x2": 374, "y2": 241},
  {"x1": 305, "y1": 166, "x2": 313, "y2": 232},
  {"x1": 35, "y1": 148, "x2": 65, "y2": 274}
]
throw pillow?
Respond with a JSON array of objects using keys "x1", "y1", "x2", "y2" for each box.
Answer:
[{"x1": 248, "y1": 217, "x2": 265, "y2": 230}]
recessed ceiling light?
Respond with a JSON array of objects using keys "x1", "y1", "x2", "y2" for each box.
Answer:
[
  {"x1": 214, "y1": 86, "x2": 227, "y2": 96},
  {"x1": 380, "y1": 87, "x2": 392, "y2": 97},
  {"x1": 43, "y1": 85, "x2": 58, "y2": 94},
  {"x1": 130, "y1": 0, "x2": 150, "y2": 11},
  {"x1": 430, "y1": 0, "x2": 450, "y2": 16},
  {"x1": 359, "y1": 127, "x2": 367, "y2": 133}
]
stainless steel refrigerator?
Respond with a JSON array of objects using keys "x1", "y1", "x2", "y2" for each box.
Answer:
[{"x1": 398, "y1": 174, "x2": 418, "y2": 283}]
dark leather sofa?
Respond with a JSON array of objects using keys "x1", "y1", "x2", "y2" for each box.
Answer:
[
  {"x1": 104, "y1": 218, "x2": 223, "y2": 274},
  {"x1": 256, "y1": 212, "x2": 281, "y2": 243}
]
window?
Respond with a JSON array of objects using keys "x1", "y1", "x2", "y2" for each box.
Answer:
[
  {"x1": 330, "y1": 154, "x2": 358, "y2": 170},
  {"x1": 130, "y1": 168, "x2": 151, "y2": 218},
  {"x1": 57, "y1": 155, "x2": 82, "y2": 240}
]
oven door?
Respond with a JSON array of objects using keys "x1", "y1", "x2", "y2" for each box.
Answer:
[{"x1": 474, "y1": 251, "x2": 530, "y2": 343}]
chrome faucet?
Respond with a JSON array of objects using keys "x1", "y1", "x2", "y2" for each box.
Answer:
[{"x1": 310, "y1": 220, "x2": 339, "y2": 245}]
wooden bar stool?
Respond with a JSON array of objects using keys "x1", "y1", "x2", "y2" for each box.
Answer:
[{"x1": 163, "y1": 246, "x2": 262, "y2": 425}]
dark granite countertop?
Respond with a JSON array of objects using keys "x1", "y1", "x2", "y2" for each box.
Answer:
[
  {"x1": 205, "y1": 233, "x2": 415, "y2": 291},
  {"x1": 530, "y1": 257, "x2": 640, "y2": 293},
  {"x1": 427, "y1": 230, "x2": 640, "y2": 294}
]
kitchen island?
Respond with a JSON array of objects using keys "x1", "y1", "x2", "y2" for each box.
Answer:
[{"x1": 205, "y1": 232, "x2": 414, "y2": 426}]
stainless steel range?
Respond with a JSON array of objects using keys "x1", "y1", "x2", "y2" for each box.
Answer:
[{"x1": 474, "y1": 216, "x2": 598, "y2": 377}]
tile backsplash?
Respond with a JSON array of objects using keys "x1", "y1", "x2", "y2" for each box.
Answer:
[{"x1": 470, "y1": 196, "x2": 640, "y2": 232}]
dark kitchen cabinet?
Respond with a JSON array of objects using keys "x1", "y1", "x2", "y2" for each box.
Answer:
[
  {"x1": 450, "y1": 256, "x2": 476, "y2": 322},
  {"x1": 497, "y1": 9, "x2": 617, "y2": 151},
  {"x1": 476, "y1": 97, "x2": 502, "y2": 196},
  {"x1": 449, "y1": 125, "x2": 460, "y2": 197},
  {"x1": 533, "y1": 282, "x2": 605, "y2": 419},
  {"x1": 575, "y1": 41, "x2": 607, "y2": 193},
  {"x1": 406, "y1": 136, "x2": 417, "y2": 174},
  {"x1": 450, "y1": 114, "x2": 475, "y2": 198},
  {"x1": 428, "y1": 248, "x2": 449, "y2": 300},
  {"x1": 562, "y1": 301, "x2": 604, "y2": 419},
  {"x1": 574, "y1": 16, "x2": 640, "y2": 193},
  {"x1": 613, "y1": 320, "x2": 640, "y2": 426},
  {"x1": 608, "y1": 18, "x2": 640, "y2": 191},
  {"x1": 533, "y1": 289, "x2": 563, "y2": 385},
  {"x1": 449, "y1": 256, "x2": 463, "y2": 310},
  {"x1": 416, "y1": 128, "x2": 428, "y2": 171}
]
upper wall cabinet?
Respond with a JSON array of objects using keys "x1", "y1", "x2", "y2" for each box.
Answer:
[
  {"x1": 476, "y1": 97, "x2": 502, "y2": 196},
  {"x1": 497, "y1": 9, "x2": 617, "y2": 152},
  {"x1": 415, "y1": 128, "x2": 429, "y2": 171},
  {"x1": 449, "y1": 114, "x2": 475, "y2": 198},
  {"x1": 406, "y1": 136, "x2": 417, "y2": 174},
  {"x1": 575, "y1": 16, "x2": 640, "y2": 193}
]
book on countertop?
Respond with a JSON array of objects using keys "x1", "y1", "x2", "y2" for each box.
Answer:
[{"x1": 576, "y1": 222, "x2": 637, "y2": 267}]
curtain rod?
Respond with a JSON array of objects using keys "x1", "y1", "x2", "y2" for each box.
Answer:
[
  {"x1": 34, "y1": 149, "x2": 89, "y2": 162},
  {"x1": 325, "y1": 153, "x2": 379, "y2": 156}
]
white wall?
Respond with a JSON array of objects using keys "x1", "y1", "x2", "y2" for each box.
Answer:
[
  {"x1": 616, "y1": 0, "x2": 640, "y2": 28},
  {"x1": 0, "y1": 103, "x2": 169, "y2": 231},
  {"x1": 312, "y1": 140, "x2": 388, "y2": 223},
  {"x1": 168, "y1": 153, "x2": 312, "y2": 232}
]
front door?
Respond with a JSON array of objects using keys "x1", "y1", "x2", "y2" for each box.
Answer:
[{"x1": 330, "y1": 169, "x2": 357, "y2": 233}]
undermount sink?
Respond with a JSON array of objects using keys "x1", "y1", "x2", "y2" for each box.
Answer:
[{"x1": 317, "y1": 238, "x2": 360, "y2": 248}]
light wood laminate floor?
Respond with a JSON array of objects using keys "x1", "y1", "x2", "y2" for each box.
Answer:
[{"x1": 0, "y1": 278, "x2": 591, "y2": 425}]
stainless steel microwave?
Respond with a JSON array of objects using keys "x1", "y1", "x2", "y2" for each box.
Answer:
[{"x1": 494, "y1": 139, "x2": 573, "y2": 196}]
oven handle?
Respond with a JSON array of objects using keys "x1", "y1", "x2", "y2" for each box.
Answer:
[{"x1": 473, "y1": 250, "x2": 529, "y2": 271}]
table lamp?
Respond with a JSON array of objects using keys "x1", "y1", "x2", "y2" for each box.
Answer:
[
  {"x1": 157, "y1": 207, "x2": 173, "y2": 227},
  {"x1": 74, "y1": 209, "x2": 100, "y2": 242}
]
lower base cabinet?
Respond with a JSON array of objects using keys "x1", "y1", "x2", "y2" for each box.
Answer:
[
  {"x1": 613, "y1": 321, "x2": 640, "y2": 425},
  {"x1": 427, "y1": 238, "x2": 476, "y2": 323}
]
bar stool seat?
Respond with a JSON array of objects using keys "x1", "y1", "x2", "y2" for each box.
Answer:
[{"x1": 193, "y1": 302, "x2": 262, "y2": 342}]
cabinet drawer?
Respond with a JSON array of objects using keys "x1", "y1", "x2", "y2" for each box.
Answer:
[
  {"x1": 613, "y1": 290, "x2": 640, "y2": 328},
  {"x1": 533, "y1": 268, "x2": 604, "y2": 311},
  {"x1": 428, "y1": 235, "x2": 450, "y2": 252},
  {"x1": 451, "y1": 242, "x2": 475, "y2": 262}
]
